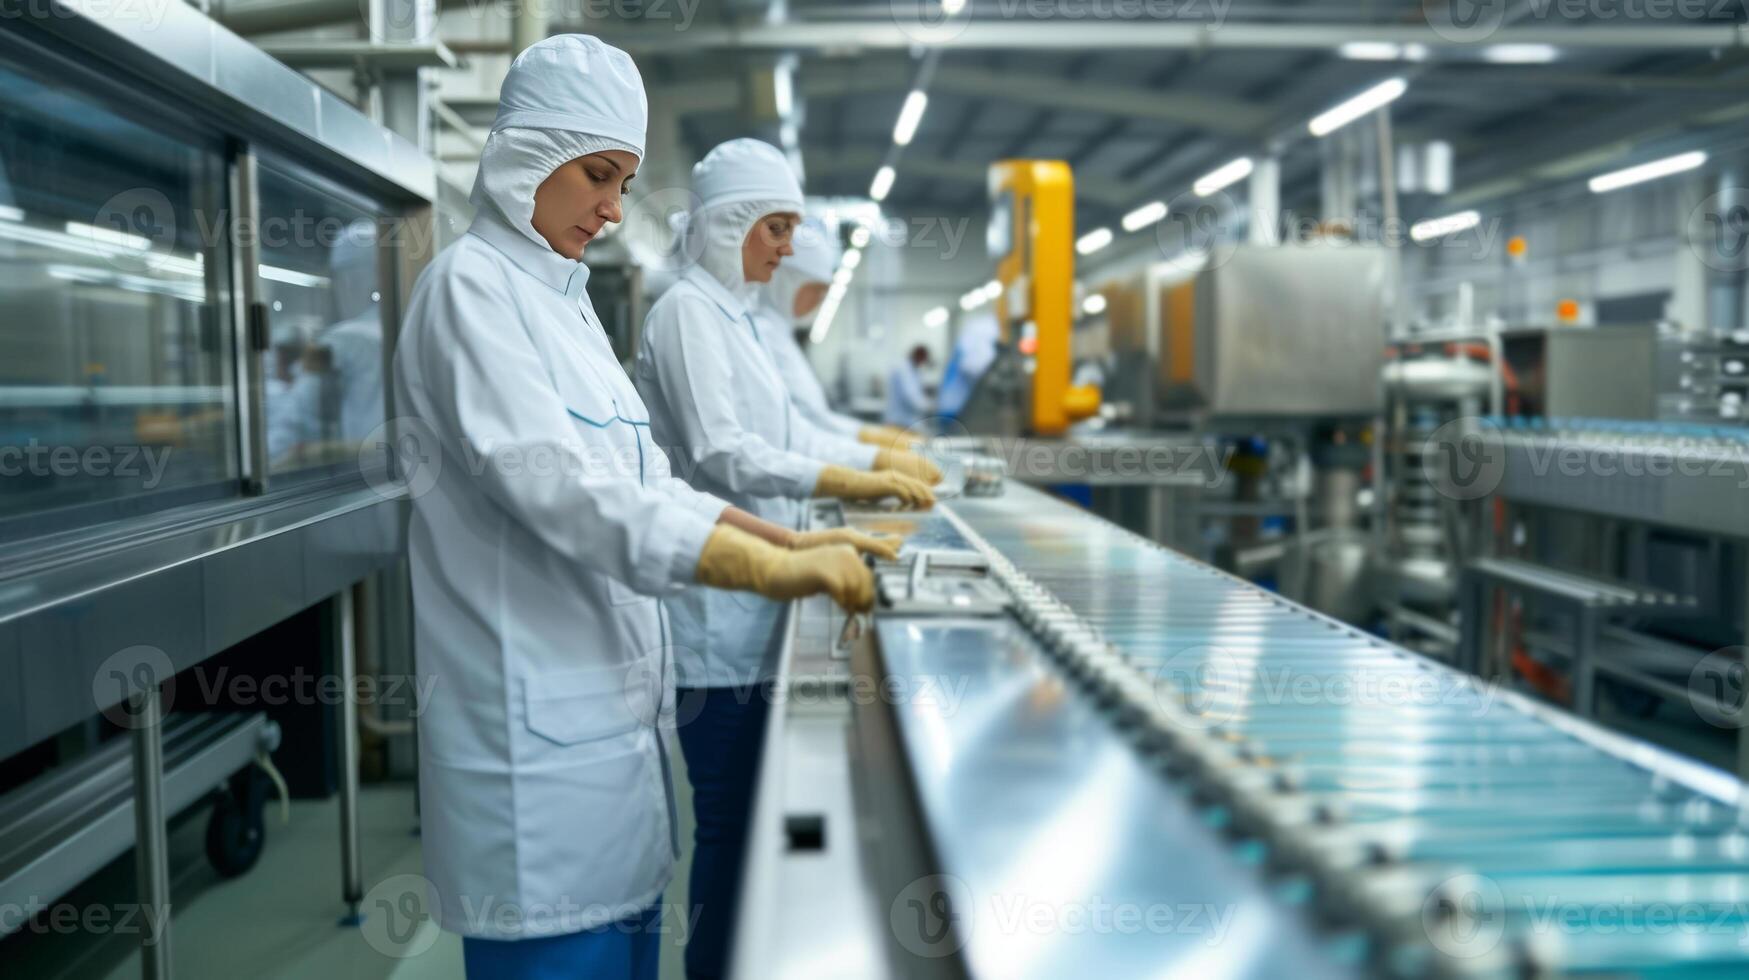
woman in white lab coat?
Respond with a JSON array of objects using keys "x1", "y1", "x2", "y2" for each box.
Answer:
[
  {"x1": 633, "y1": 138, "x2": 939, "y2": 980},
  {"x1": 392, "y1": 37, "x2": 884, "y2": 980},
  {"x1": 755, "y1": 216, "x2": 923, "y2": 451}
]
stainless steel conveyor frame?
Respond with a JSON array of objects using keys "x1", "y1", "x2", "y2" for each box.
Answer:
[{"x1": 736, "y1": 484, "x2": 1749, "y2": 979}]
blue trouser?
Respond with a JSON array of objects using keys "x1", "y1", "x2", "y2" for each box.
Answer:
[
  {"x1": 462, "y1": 904, "x2": 661, "y2": 980},
  {"x1": 675, "y1": 683, "x2": 772, "y2": 980}
]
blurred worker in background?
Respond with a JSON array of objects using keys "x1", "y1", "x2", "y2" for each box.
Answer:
[
  {"x1": 391, "y1": 38, "x2": 875, "y2": 980},
  {"x1": 884, "y1": 343, "x2": 934, "y2": 430},
  {"x1": 634, "y1": 137, "x2": 940, "y2": 980},
  {"x1": 934, "y1": 310, "x2": 999, "y2": 424},
  {"x1": 757, "y1": 216, "x2": 924, "y2": 451}
]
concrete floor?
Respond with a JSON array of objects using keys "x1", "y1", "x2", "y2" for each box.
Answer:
[{"x1": 2, "y1": 763, "x2": 697, "y2": 980}]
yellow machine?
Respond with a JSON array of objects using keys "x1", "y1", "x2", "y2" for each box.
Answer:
[{"x1": 987, "y1": 160, "x2": 1102, "y2": 435}]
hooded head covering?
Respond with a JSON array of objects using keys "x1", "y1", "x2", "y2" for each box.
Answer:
[
  {"x1": 682, "y1": 139, "x2": 804, "y2": 299},
  {"x1": 762, "y1": 216, "x2": 839, "y2": 327},
  {"x1": 469, "y1": 34, "x2": 648, "y2": 250}
]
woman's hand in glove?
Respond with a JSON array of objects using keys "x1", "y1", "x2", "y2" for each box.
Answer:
[
  {"x1": 813, "y1": 466, "x2": 935, "y2": 510},
  {"x1": 792, "y1": 527, "x2": 902, "y2": 562},
  {"x1": 873, "y1": 448, "x2": 943, "y2": 485},
  {"x1": 857, "y1": 425, "x2": 924, "y2": 452},
  {"x1": 695, "y1": 526, "x2": 874, "y2": 612}
]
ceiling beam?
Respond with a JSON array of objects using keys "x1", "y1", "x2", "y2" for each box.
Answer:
[
  {"x1": 594, "y1": 20, "x2": 1748, "y2": 54},
  {"x1": 804, "y1": 147, "x2": 1137, "y2": 206}
]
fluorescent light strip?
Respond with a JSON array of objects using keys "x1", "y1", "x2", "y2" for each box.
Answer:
[
  {"x1": 850, "y1": 225, "x2": 872, "y2": 249},
  {"x1": 810, "y1": 294, "x2": 842, "y2": 344},
  {"x1": 773, "y1": 65, "x2": 794, "y2": 118},
  {"x1": 870, "y1": 166, "x2": 896, "y2": 202},
  {"x1": 893, "y1": 91, "x2": 928, "y2": 147},
  {"x1": 1308, "y1": 78, "x2": 1407, "y2": 137},
  {"x1": 841, "y1": 247, "x2": 863, "y2": 270},
  {"x1": 1194, "y1": 157, "x2": 1254, "y2": 197},
  {"x1": 1409, "y1": 210, "x2": 1481, "y2": 243},
  {"x1": 923, "y1": 306, "x2": 949, "y2": 328},
  {"x1": 258, "y1": 264, "x2": 331, "y2": 289},
  {"x1": 1587, "y1": 151, "x2": 1708, "y2": 194},
  {"x1": 1076, "y1": 227, "x2": 1112, "y2": 255},
  {"x1": 1483, "y1": 44, "x2": 1557, "y2": 64},
  {"x1": 1121, "y1": 201, "x2": 1167, "y2": 232},
  {"x1": 65, "y1": 220, "x2": 150, "y2": 251},
  {"x1": 0, "y1": 205, "x2": 23, "y2": 222},
  {"x1": 1339, "y1": 41, "x2": 1425, "y2": 62},
  {"x1": 1082, "y1": 293, "x2": 1107, "y2": 316}
]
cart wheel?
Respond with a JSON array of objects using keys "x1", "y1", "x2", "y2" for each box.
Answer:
[
  {"x1": 1601, "y1": 679, "x2": 1660, "y2": 720},
  {"x1": 206, "y1": 765, "x2": 268, "y2": 877}
]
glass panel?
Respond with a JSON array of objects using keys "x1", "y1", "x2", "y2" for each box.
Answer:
[
  {"x1": 255, "y1": 164, "x2": 387, "y2": 479},
  {"x1": 0, "y1": 51, "x2": 236, "y2": 528}
]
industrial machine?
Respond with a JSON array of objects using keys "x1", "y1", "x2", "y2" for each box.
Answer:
[
  {"x1": 0, "y1": 5, "x2": 432, "y2": 974},
  {"x1": 734, "y1": 464, "x2": 1749, "y2": 979},
  {"x1": 963, "y1": 160, "x2": 1101, "y2": 437},
  {"x1": 1408, "y1": 324, "x2": 1749, "y2": 775},
  {"x1": 1103, "y1": 244, "x2": 1389, "y2": 423}
]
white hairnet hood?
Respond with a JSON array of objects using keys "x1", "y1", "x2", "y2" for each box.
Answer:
[
  {"x1": 762, "y1": 216, "x2": 839, "y2": 327},
  {"x1": 684, "y1": 139, "x2": 805, "y2": 297},
  {"x1": 468, "y1": 34, "x2": 647, "y2": 249}
]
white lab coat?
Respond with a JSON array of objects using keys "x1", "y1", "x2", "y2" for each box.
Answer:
[
  {"x1": 635, "y1": 266, "x2": 876, "y2": 688},
  {"x1": 751, "y1": 305, "x2": 863, "y2": 439},
  {"x1": 394, "y1": 211, "x2": 729, "y2": 939}
]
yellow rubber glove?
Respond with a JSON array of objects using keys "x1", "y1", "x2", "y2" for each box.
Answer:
[
  {"x1": 857, "y1": 425, "x2": 923, "y2": 451},
  {"x1": 873, "y1": 448, "x2": 944, "y2": 486},
  {"x1": 792, "y1": 528, "x2": 902, "y2": 562},
  {"x1": 813, "y1": 465, "x2": 935, "y2": 510},
  {"x1": 695, "y1": 526, "x2": 874, "y2": 612}
]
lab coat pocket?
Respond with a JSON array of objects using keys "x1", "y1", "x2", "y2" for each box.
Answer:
[{"x1": 523, "y1": 665, "x2": 645, "y2": 747}]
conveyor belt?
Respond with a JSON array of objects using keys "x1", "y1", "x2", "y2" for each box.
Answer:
[{"x1": 861, "y1": 486, "x2": 1749, "y2": 979}]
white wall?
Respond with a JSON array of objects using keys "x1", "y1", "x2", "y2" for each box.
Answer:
[{"x1": 806, "y1": 210, "x2": 993, "y2": 412}]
